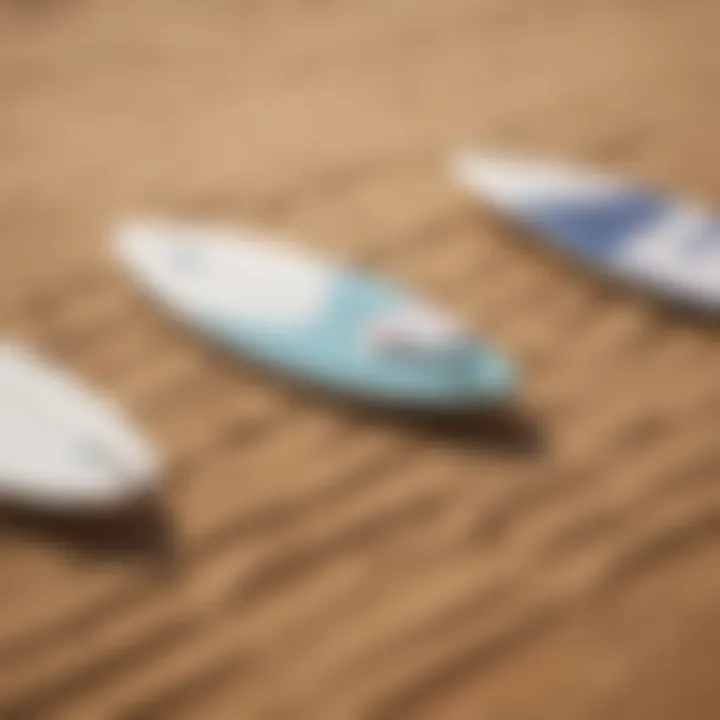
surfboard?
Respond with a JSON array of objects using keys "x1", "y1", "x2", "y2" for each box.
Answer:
[
  {"x1": 0, "y1": 343, "x2": 160, "y2": 510},
  {"x1": 112, "y1": 218, "x2": 516, "y2": 410},
  {"x1": 450, "y1": 150, "x2": 720, "y2": 309}
]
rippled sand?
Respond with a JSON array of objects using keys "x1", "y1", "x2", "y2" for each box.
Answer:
[{"x1": 0, "y1": 0, "x2": 718, "y2": 717}]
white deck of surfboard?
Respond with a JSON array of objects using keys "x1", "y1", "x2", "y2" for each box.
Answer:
[
  {"x1": 0, "y1": 343, "x2": 159, "y2": 509},
  {"x1": 114, "y1": 219, "x2": 337, "y2": 329},
  {"x1": 450, "y1": 151, "x2": 633, "y2": 207},
  {"x1": 114, "y1": 218, "x2": 470, "y2": 352}
]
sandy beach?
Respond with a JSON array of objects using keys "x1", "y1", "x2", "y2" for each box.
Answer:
[{"x1": 0, "y1": 0, "x2": 719, "y2": 717}]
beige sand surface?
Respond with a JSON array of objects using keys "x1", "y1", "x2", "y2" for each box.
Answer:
[{"x1": 0, "y1": 0, "x2": 719, "y2": 717}]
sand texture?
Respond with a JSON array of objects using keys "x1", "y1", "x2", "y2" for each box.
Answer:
[{"x1": 0, "y1": 0, "x2": 719, "y2": 717}]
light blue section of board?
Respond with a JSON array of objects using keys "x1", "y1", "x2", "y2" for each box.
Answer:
[{"x1": 200, "y1": 270, "x2": 515, "y2": 409}]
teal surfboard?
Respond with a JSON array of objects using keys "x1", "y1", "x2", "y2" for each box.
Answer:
[{"x1": 113, "y1": 219, "x2": 516, "y2": 410}]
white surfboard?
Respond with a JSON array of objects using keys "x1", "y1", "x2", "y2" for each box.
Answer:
[
  {"x1": 450, "y1": 150, "x2": 720, "y2": 309},
  {"x1": 112, "y1": 218, "x2": 516, "y2": 409},
  {"x1": 0, "y1": 343, "x2": 160, "y2": 510}
]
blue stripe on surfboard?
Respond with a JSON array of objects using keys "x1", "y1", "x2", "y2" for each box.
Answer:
[{"x1": 513, "y1": 191, "x2": 670, "y2": 262}]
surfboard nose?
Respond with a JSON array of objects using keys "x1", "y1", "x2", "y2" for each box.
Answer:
[
  {"x1": 449, "y1": 150, "x2": 626, "y2": 209},
  {"x1": 112, "y1": 218, "x2": 178, "y2": 277},
  {"x1": 450, "y1": 152, "x2": 540, "y2": 207}
]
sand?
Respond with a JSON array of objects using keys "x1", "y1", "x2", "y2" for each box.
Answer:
[{"x1": 0, "y1": 0, "x2": 719, "y2": 717}]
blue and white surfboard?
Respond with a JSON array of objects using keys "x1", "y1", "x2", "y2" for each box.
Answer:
[
  {"x1": 451, "y1": 150, "x2": 720, "y2": 309},
  {"x1": 113, "y1": 219, "x2": 515, "y2": 410}
]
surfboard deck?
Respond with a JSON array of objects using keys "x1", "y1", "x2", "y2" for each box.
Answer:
[
  {"x1": 0, "y1": 343, "x2": 160, "y2": 510},
  {"x1": 450, "y1": 150, "x2": 720, "y2": 310},
  {"x1": 113, "y1": 218, "x2": 516, "y2": 410}
]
